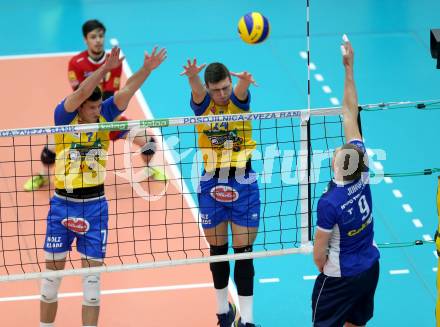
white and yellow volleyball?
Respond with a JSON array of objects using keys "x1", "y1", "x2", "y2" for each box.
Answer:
[{"x1": 238, "y1": 12, "x2": 270, "y2": 44}]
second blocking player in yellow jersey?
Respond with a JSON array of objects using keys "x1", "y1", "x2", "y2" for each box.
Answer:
[{"x1": 181, "y1": 59, "x2": 260, "y2": 327}]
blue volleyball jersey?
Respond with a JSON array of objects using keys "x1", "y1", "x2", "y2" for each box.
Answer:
[{"x1": 317, "y1": 139, "x2": 380, "y2": 277}]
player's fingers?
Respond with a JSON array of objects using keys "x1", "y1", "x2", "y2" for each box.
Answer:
[
  {"x1": 198, "y1": 63, "x2": 207, "y2": 71},
  {"x1": 340, "y1": 45, "x2": 347, "y2": 56},
  {"x1": 151, "y1": 46, "x2": 158, "y2": 56},
  {"x1": 179, "y1": 66, "x2": 188, "y2": 75}
]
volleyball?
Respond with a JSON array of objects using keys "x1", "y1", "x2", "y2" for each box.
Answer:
[{"x1": 238, "y1": 12, "x2": 270, "y2": 44}]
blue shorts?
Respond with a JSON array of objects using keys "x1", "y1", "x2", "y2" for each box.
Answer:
[
  {"x1": 43, "y1": 195, "x2": 109, "y2": 259},
  {"x1": 312, "y1": 260, "x2": 379, "y2": 327},
  {"x1": 198, "y1": 170, "x2": 260, "y2": 229}
]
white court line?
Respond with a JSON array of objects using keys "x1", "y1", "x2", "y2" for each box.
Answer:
[
  {"x1": 423, "y1": 234, "x2": 433, "y2": 241},
  {"x1": 314, "y1": 74, "x2": 324, "y2": 82},
  {"x1": 402, "y1": 204, "x2": 413, "y2": 213},
  {"x1": 0, "y1": 282, "x2": 213, "y2": 303},
  {"x1": 412, "y1": 219, "x2": 423, "y2": 228},
  {"x1": 0, "y1": 51, "x2": 75, "y2": 60},
  {"x1": 392, "y1": 189, "x2": 403, "y2": 198},
  {"x1": 303, "y1": 275, "x2": 317, "y2": 280},
  {"x1": 322, "y1": 85, "x2": 332, "y2": 94},
  {"x1": 330, "y1": 97, "x2": 340, "y2": 105},
  {"x1": 383, "y1": 177, "x2": 393, "y2": 184},
  {"x1": 259, "y1": 278, "x2": 280, "y2": 284},
  {"x1": 433, "y1": 267, "x2": 438, "y2": 272},
  {"x1": 389, "y1": 269, "x2": 410, "y2": 275}
]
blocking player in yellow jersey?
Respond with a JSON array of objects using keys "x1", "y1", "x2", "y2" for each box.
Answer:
[
  {"x1": 436, "y1": 177, "x2": 440, "y2": 326},
  {"x1": 181, "y1": 59, "x2": 260, "y2": 327},
  {"x1": 40, "y1": 46, "x2": 166, "y2": 327}
]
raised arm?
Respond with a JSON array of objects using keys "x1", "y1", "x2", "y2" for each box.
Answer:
[
  {"x1": 113, "y1": 47, "x2": 167, "y2": 110},
  {"x1": 231, "y1": 71, "x2": 257, "y2": 101},
  {"x1": 180, "y1": 58, "x2": 207, "y2": 104},
  {"x1": 64, "y1": 47, "x2": 123, "y2": 112},
  {"x1": 341, "y1": 35, "x2": 362, "y2": 142}
]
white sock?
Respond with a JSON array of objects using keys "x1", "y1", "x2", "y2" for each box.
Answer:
[
  {"x1": 215, "y1": 286, "x2": 229, "y2": 314},
  {"x1": 40, "y1": 323, "x2": 54, "y2": 327},
  {"x1": 238, "y1": 295, "x2": 253, "y2": 324}
]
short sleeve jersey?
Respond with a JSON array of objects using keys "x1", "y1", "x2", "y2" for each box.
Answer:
[
  {"x1": 317, "y1": 139, "x2": 380, "y2": 277},
  {"x1": 53, "y1": 97, "x2": 123, "y2": 190},
  {"x1": 68, "y1": 50, "x2": 122, "y2": 92}
]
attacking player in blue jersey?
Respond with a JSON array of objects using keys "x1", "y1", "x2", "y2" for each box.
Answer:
[{"x1": 311, "y1": 36, "x2": 380, "y2": 327}]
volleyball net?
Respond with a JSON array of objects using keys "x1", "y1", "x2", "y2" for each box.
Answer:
[{"x1": 4, "y1": 100, "x2": 418, "y2": 282}]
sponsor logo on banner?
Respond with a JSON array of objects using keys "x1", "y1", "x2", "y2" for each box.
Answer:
[
  {"x1": 61, "y1": 217, "x2": 90, "y2": 234},
  {"x1": 98, "y1": 121, "x2": 128, "y2": 131},
  {"x1": 140, "y1": 119, "x2": 169, "y2": 128},
  {"x1": 210, "y1": 185, "x2": 239, "y2": 202}
]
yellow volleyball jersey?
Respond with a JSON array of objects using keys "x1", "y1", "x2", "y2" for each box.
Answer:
[
  {"x1": 53, "y1": 97, "x2": 122, "y2": 190},
  {"x1": 54, "y1": 115, "x2": 110, "y2": 190},
  {"x1": 192, "y1": 92, "x2": 256, "y2": 172}
]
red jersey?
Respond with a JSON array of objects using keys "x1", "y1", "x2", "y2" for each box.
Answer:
[{"x1": 68, "y1": 50, "x2": 122, "y2": 92}]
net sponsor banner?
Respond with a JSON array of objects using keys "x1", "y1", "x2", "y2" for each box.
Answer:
[{"x1": 0, "y1": 107, "x2": 342, "y2": 137}]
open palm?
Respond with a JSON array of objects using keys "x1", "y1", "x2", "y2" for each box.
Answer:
[
  {"x1": 144, "y1": 47, "x2": 167, "y2": 71},
  {"x1": 104, "y1": 47, "x2": 124, "y2": 71},
  {"x1": 230, "y1": 71, "x2": 258, "y2": 86},
  {"x1": 180, "y1": 59, "x2": 206, "y2": 78}
]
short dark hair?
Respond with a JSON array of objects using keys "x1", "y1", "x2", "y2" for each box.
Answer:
[
  {"x1": 85, "y1": 87, "x2": 102, "y2": 102},
  {"x1": 82, "y1": 19, "x2": 106, "y2": 37},
  {"x1": 336, "y1": 143, "x2": 368, "y2": 182},
  {"x1": 204, "y1": 62, "x2": 231, "y2": 86}
]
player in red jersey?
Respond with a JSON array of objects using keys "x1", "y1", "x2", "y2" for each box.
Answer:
[
  {"x1": 24, "y1": 20, "x2": 166, "y2": 191},
  {"x1": 67, "y1": 20, "x2": 122, "y2": 99}
]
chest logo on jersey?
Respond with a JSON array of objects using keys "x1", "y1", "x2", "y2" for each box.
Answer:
[
  {"x1": 203, "y1": 128, "x2": 243, "y2": 149},
  {"x1": 61, "y1": 217, "x2": 90, "y2": 234},
  {"x1": 210, "y1": 185, "x2": 239, "y2": 202}
]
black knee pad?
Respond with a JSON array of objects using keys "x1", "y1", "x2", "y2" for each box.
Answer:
[
  {"x1": 41, "y1": 146, "x2": 56, "y2": 165},
  {"x1": 234, "y1": 246, "x2": 254, "y2": 296},
  {"x1": 209, "y1": 243, "x2": 230, "y2": 290}
]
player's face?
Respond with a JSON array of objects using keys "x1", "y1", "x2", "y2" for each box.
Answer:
[
  {"x1": 78, "y1": 99, "x2": 102, "y2": 123},
  {"x1": 85, "y1": 28, "x2": 105, "y2": 56},
  {"x1": 206, "y1": 78, "x2": 233, "y2": 106}
]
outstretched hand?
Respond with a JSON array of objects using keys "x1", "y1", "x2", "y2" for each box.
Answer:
[
  {"x1": 230, "y1": 71, "x2": 258, "y2": 86},
  {"x1": 180, "y1": 59, "x2": 206, "y2": 78},
  {"x1": 341, "y1": 34, "x2": 354, "y2": 69},
  {"x1": 144, "y1": 47, "x2": 167, "y2": 71},
  {"x1": 104, "y1": 47, "x2": 125, "y2": 71}
]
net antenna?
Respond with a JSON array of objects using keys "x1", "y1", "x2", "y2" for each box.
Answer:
[{"x1": 300, "y1": 0, "x2": 313, "y2": 244}]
